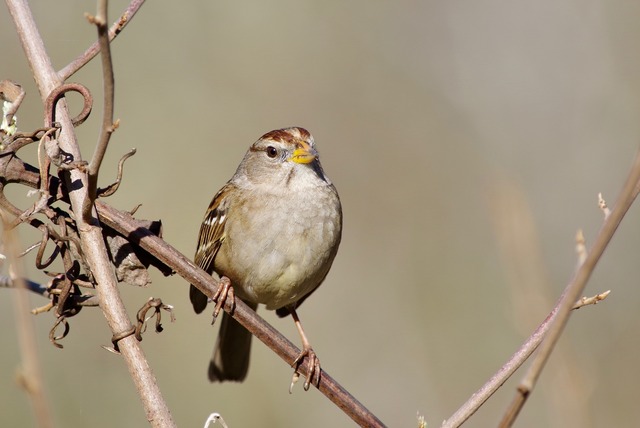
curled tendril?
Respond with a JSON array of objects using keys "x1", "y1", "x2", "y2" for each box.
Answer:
[
  {"x1": 44, "y1": 83, "x2": 93, "y2": 128},
  {"x1": 135, "y1": 297, "x2": 175, "y2": 341},
  {"x1": 49, "y1": 316, "x2": 70, "y2": 349},
  {"x1": 97, "y1": 148, "x2": 137, "y2": 197}
]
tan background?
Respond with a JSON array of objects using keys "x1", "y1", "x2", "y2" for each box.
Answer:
[{"x1": 2, "y1": 1, "x2": 640, "y2": 427}]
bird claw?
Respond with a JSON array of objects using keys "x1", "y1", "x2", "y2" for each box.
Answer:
[
  {"x1": 289, "y1": 346, "x2": 320, "y2": 392},
  {"x1": 211, "y1": 276, "x2": 234, "y2": 325}
]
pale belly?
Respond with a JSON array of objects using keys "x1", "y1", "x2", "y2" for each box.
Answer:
[{"x1": 214, "y1": 189, "x2": 341, "y2": 310}]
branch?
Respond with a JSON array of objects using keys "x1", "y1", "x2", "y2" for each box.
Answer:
[
  {"x1": 5, "y1": 1, "x2": 175, "y2": 426},
  {"x1": 86, "y1": 0, "x2": 117, "y2": 206},
  {"x1": 94, "y1": 202, "x2": 387, "y2": 427},
  {"x1": 5, "y1": 1, "x2": 384, "y2": 424},
  {"x1": 1, "y1": 151, "x2": 386, "y2": 427},
  {"x1": 443, "y1": 151, "x2": 640, "y2": 428},
  {"x1": 498, "y1": 152, "x2": 640, "y2": 427},
  {"x1": 57, "y1": 0, "x2": 146, "y2": 81},
  {"x1": 441, "y1": 288, "x2": 609, "y2": 427}
]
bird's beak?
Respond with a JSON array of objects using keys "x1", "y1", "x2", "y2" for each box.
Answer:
[{"x1": 290, "y1": 140, "x2": 317, "y2": 164}]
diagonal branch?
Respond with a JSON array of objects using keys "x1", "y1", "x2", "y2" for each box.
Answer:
[
  {"x1": 5, "y1": 1, "x2": 384, "y2": 425},
  {"x1": 58, "y1": 0, "x2": 146, "y2": 81},
  {"x1": 443, "y1": 150, "x2": 640, "y2": 428},
  {"x1": 2, "y1": 151, "x2": 387, "y2": 428},
  {"x1": 94, "y1": 202, "x2": 387, "y2": 427},
  {"x1": 441, "y1": 288, "x2": 608, "y2": 428},
  {"x1": 498, "y1": 149, "x2": 640, "y2": 427}
]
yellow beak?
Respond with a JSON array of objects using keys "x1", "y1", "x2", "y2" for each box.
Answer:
[{"x1": 290, "y1": 140, "x2": 317, "y2": 164}]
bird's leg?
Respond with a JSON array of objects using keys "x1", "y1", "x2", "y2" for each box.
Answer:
[
  {"x1": 289, "y1": 307, "x2": 320, "y2": 392},
  {"x1": 211, "y1": 276, "x2": 235, "y2": 325}
]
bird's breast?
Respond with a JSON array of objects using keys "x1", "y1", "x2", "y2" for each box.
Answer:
[{"x1": 214, "y1": 185, "x2": 341, "y2": 310}]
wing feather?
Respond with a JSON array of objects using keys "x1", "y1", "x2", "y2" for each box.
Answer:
[{"x1": 189, "y1": 183, "x2": 233, "y2": 313}]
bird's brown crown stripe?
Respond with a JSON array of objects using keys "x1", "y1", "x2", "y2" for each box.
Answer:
[{"x1": 260, "y1": 127, "x2": 311, "y2": 144}]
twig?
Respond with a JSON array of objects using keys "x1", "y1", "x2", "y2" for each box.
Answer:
[
  {"x1": 5, "y1": 1, "x2": 176, "y2": 427},
  {"x1": 440, "y1": 285, "x2": 608, "y2": 428},
  {"x1": 58, "y1": 0, "x2": 146, "y2": 81},
  {"x1": 94, "y1": 200, "x2": 387, "y2": 427},
  {"x1": 443, "y1": 157, "x2": 639, "y2": 428},
  {"x1": 498, "y1": 150, "x2": 640, "y2": 428},
  {"x1": 86, "y1": 0, "x2": 117, "y2": 205},
  {"x1": 5, "y1": 3, "x2": 384, "y2": 425},
  {"x1": 573, "y1": 290, "x2": 610, "y2": 310},
  {"x1": 2, "y1": 141, "x2": 386, "y2": 425}
]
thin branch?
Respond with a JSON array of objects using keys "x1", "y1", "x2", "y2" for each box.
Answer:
[
  {"x1": 58, "y1": 0, "x2": 146, "y2": 81},
  {"x1": 440, "y1": 286, "x2": 607, "y2": 427},
  {"x1": 498, "y1": 150, "x2": 640, "y2": 428},
  {"x1": 94, "y1": 200, "x2": 387, "y2": 427},
  {"x1": 443, "y1": 152, "x2": 640, "y2": 428},
  {"x1": 5, "y1": 1, "x2": 176, "y2": 426},
  {"x1": 86, "y1": 0, "x2": 117, "y2": 206},
  {"x1": 1, "y1": 152, "x2": 387, "y2": 426},
  {"x1": 5, "y1": 1, "x2": 384, "y2": 424}
]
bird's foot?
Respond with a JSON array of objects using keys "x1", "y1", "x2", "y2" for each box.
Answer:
[
  {"x1": 290, "y1": 346, "x2": 320, "y2": 393},
  {"x1": 210, "y1": 276, "x2": 234, "y2": 325}
]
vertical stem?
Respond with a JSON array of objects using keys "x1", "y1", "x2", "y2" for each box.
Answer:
[
  {"x1": 5, "y1": 1, "x2": 176, "y2": 426},
  {"x1": 87, "y1": 0, "x2": 116, "y2": 201}
]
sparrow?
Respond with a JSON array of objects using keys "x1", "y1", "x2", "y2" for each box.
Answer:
[{"x1": 190, "y1": 127, "x2": 342, "y2": 390}]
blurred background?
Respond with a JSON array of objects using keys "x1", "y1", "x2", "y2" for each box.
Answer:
[{"x1": 2, "y1": 1, "x2": 640, "y2": 427}]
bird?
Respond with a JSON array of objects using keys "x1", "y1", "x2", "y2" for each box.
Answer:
[{"x1": 190, "y1": 127, "x2": 342, "y2": 390}]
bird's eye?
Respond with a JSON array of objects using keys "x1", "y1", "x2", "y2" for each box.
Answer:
[{"x1": 266, "y1": 146, "x2": 278, "y2": 158}]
